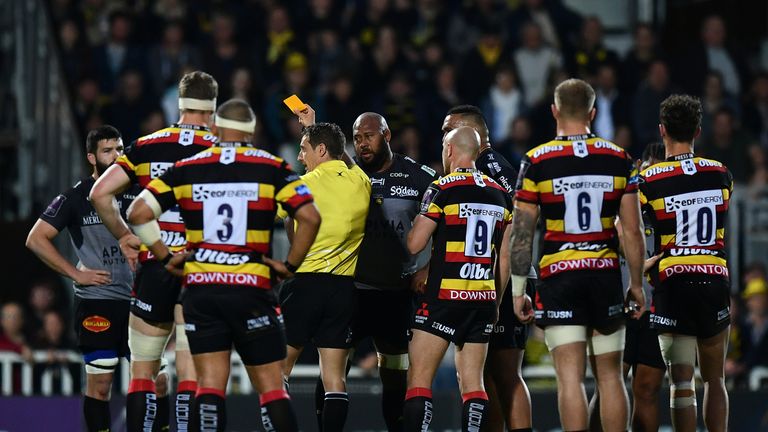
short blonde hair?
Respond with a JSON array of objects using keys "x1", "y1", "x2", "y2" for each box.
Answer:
[{"x1": 554, "y1": 78, "x2": 596, "y2": 120}]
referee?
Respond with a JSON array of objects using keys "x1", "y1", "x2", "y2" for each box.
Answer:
[{"x1": 278, "y1": 107, "x2": 371, "y2": 432}]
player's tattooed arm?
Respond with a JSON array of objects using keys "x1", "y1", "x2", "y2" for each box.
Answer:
[{"x1": 508, "y1": 201, "x2": 538, "y2": 277}]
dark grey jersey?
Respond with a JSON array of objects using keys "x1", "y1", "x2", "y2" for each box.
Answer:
[
  {"x1": 355, "y1": 154, "x2": 437, "y2": 290},
  {"x1": 621, "y1": 218, "x2": 655, "y2": 308},
  {"x1": 40, "y1": 177, "x2": 137, "y2": 300}
]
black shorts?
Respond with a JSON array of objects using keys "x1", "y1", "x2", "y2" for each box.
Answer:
[
  {"x1": 182, "y1": 286, "x2": 286, "y2": 366},
  {"x1": 352, "y1": 288, "x2": 412, "y2": 352},
  {"x1": 75, "y1": 298, "x2": 130, "y2": 359},
  {"x1": 279, "y1": 273, "x2": 355, "y2": 349},
  {"x1": 489, "y1": 280, "x2": 535, "y2": 351},
  {"x1": 411, "y1": 300, "x2": 495, "y2": 345},
  {"x1": 624, "y1": 311, "x2": 665, "y2": 369},
  {"x1": 534, "y1": 271, "x2": 625, "y2": 329},
  {"x1": 650, "y1": 275, "x2": 730, "y2": 338},
  {"x1": 131, "y1": 260, "x2": 182, "y2": 323}
]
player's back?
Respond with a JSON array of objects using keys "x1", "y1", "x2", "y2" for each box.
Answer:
[
  {"x1": 515, "y1": 134, "x2": 638, "y2": 279},
  {"x1": 147, "y1": 145, "x2": 312, "y2": 292},
  {"x1": 639, "y1": 154, "x2": 732, "y2": 283},
  {"x1": 116, "y1": 124, "x2": 217, "y2": 261},
  {"x1": 421, "y1": 169, "x2": 513, "y2": 307}
]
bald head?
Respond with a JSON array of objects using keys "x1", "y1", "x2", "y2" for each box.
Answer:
[
  {"x1": 353, "y1": 112, "x2": 393, "y2": 172},
  {"x1": 353, "y1": 112, "x2": 388, "y2": 133},
  {"x1": 442, "y1": 126, "x2": 480, "y2": 173}
]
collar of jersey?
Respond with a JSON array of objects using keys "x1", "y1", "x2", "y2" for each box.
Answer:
[
  {"x1": 172, "y1": 123, "x2": 211, "y2": 131},
  {"x1": 217, "y1": 141, "x2": 253, "y2": 148},
  {"x1": 455, "y1": 167, "x2": 480, "y2": 173},
  {"x1": 554, "y1": 133, "x2": 596, "y2": 141},
  {"x1": 314, "y1": 159, "x2": 347, "y2": 172},
  {"x1": 666, "y1": 152, "x2": 694, "y2": 162}
]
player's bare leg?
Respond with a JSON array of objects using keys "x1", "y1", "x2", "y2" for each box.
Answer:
[
  {"x1": 455, "y1": 341, "x2": 492, "y2": 432},
  {"x1": 551, "y1": 341, "x2": 588, "y2": 430},
  {"x1": 487, "y1": 348, "x2": 531, "y2": 431},
  {"x1": 317, "y1": 348, "x2": 352, "y2": 432},
  {"x1": 631, "y1": 364, "x2": 664, "y2": 431},
  {"x1": 698, "y1": 327, "x2": 729, "y2": 432},
  {"x1": 247, "y1": 358, "x2": 299, "y2": 432},
  {"x1": 588, "y1": 326, "x2": 629, "y2": 432},
  {"x1": 483, "y1": 370, "x2": 504, "y2": 432},
  {"x1": 659, "y1": 333, "x2": 698, "y2": 432}
]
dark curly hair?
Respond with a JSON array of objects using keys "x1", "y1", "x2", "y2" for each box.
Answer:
[
  {"x1": 659, "y1": 94, "x2": 702, "y2": 143},
  {"x1": 301, "y1": 122, "x2": 346, "y2": 158}
]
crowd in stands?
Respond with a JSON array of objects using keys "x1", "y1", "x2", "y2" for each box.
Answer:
[{"x1": 3, "y1": 0, "x2": 768, "y2": 389}]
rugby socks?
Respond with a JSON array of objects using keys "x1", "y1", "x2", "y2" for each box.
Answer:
[
  {"x1": 260, "y1": 389, "x2": 298, "y2": 432},
  {"x1": 461, "y1": 391, "x2": 489, "y2": 432},
  {"x1": 380, "y1": 369, "x2": 408, "y2": 431},
  {"x1": 323, "y1": 392, "x2": 349, "y2": 432},
  {"x1": 175, "y1": 380, "x2": 197, "y2": 431},
  {"x1": 127, "y1": 379, "x2": 158, "y2": 432},
  {"x1": 404, "y1": 387, "x2": 433, "y2": 432},
  {"x1": 194, "y1": 388, "x2": 226, "y2": 432},
  {"x1": 156, "y1": 394, "x2": 169, "y2": 431},
  {"x1": 314, "y1": 376, "x2": 325, "y2": 431},
  {"x1": 83, "y1": 396, "x2": 111, "y2": 432}
]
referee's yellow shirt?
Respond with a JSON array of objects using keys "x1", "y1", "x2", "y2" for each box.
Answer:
[{"x1": 280, "y1": 160, "x2": 371, "y2": 275}]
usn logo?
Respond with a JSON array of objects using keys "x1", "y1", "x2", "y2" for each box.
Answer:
[{"x1": 82, "y1": 315, "x2": 111, "y2": 333}]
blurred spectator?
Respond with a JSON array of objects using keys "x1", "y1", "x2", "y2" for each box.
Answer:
[
  {"x1": 24, "y1": 281, "x2": 61, "y2": 344},
  {"x1": 147, "y1": 20, "x2": 200, "y2": 96},
  {"x1": 422, "y1": 63, "x2": 460, "y2": 162},
  {"x1": 415, "y1": 38, "x2": 447, "y2": 84},
  {"x1": 31, "y1": 311, "x2": 73, "y2": 351},
  {"x1": 73, "y1": 77, "x2": 107, "y2": 134},
  {"x1": 528, "y1": 68, "x2": 567, "y2": 145},
  {"x1": 230, "y1": 67, "x2": 261, "y2": 110},
  {"x1": 347, "y1": 0, "x2": 394, "y2": 54},
  {"x1": 58, "y1": 19, "x2": 91, "y2": 87},
  {"x1": 201, "y1": 11, "x2": 250, "y2": 100},
  {"x1": 747, "y1": 145, "x2": 768, "y2": 196},
  {"x1": 91, "y1": 10, "x2": 145, "y2": 94},
  {"x1": 565, "y1": 16, "x2": 619, "y2": 83},
  {"x1": 408, "y1": 0, "x2": 449, "y2": 52},
  {"x1": 613, "y1": 125, "x2": 634, "y2": 152},
  {"x1": 0, "y1": 302, "x2": 32, "y2": 359},
  {"x1": 392, "y1": 126, "x2": 422, "y2": 162},
  {"x1": 632, "y1": 60, "x2": 674, "y2": 152},
  {"x1": 743, "y1": 72, "x2": 768, "y2": 149},
  {"x1": 701, "y1": 70, "x2": 741, "y2": 141},
  {"x1": 458, "y1": 22, "x2": 509, "y2": 105},
  {"x1": 101, "y1": 69, "x2": 157, "y2": 142},
  {"x1": 482, "y1": 64, "x2": 526, "y2": 143},
  {"x1": 619, "y1": 23, "x2": 662, "y2": 94},
  {"x1": 308, "y1": 27, "x2": 350, "y2": 88},
  {"x1": 593, "y1": 64, "x2": 630, "y2": 141},
  {"x1": 513, "y1": 20, "x2": 562, "y2": 107},
  {"x1": 698, "y1": 108, "x2": 753, "y2": 184},
  {"x1": 447, "y1": 0, "x2": 507, "y2": 56},
  {"x1": 324, "y1": 73, "x2": 363, "y2": 140},
  {"x1": 729, "y1": 279, "x2": 768, "y2": 379},
  {"x1": 498, "y1": 116, "x2": 534, "y2": 166},
  {"x1": 381, "y1": 71, "x2": 419, "y2": 133},
  {"x1": 139, "y1": 110, "x2": 167, "y2": 137},
  {"x1": 677, "y1": 15, "x2": 750, "y2": 97},
  {"x1": 360, "y1": 26, "x2": 409, "y2": 99},
  {"x1": 507, "y1": 0, "x2": 582, "y2": 50}
]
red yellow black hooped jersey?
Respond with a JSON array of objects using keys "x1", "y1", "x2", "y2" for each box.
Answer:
[
  {"x1": 515, "y1": 134, "x2": 638, "y2": 279},
  {"x1": 420, "y1": 169, "x2": 513, "y2": 307},
  {"x1": 144, "y1": 143, "x2": 314, "y2": 292},
  {"x1": 116, "y1": 124, "x2": 217, "y2": 262},
  {"x1": 639, "y1": 153, "x2": 733, "y2": 283}
]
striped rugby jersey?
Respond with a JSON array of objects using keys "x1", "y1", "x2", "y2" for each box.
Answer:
[
  {"x1": 144, "y1": 143, "x2": 313, "y2": 291},
  {"x1": 639, "y1": 153, "x2": 732, "y2": 283},
  {"x1": 116, "y1": 124, "x2": 216, "y2": 262},
  {"x1": 515, "y1": 134, "x2": 638, "y2": 279},
  {"x1": 419, "y1": 168, "x2": 513, "y2": 307}
]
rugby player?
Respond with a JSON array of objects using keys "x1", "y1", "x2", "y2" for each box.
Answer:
[
  {"x1": 26, "y1": 126, "x2": 164, "y2": 432},
  {"x1": 127, "y1": 99, "x2": 319, "y2": 431},
  {"x1": 639, "y1": 95, "x2": 732, "y2": 432},
  {"x1": 509, "y1": 78, "x2": 646, "y2": 432},
  {"x1": 441, "y1": 105, "x2": 534, "y2": 432},
  {"x1": 404, "y1": 126, "x2": 513, "y2": 432},
  {"x1": 590, "y1": 142, "x2": 667, "y2": 432},
  {"x1": 278, "y1": 115, "x2": 370, "y2": 432},
  {"x1": 90, "y1": 71, "x2": 218, "y2": 431}
]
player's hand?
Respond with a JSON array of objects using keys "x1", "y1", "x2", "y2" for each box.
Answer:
[
  {"x1": 644, "y1": 253, "x2": 663, "y2": 274},
  {"x1": 165, "y1": 252, "x2": 190, "y2": 277},
  {"x1": 410, "y1": 266, "x2": 428, "y2": 294},
  {"x1": 625, "y1": 283, "x2": 646, "y2": 320},
  {"x1": 119, "y1": 234, "x2": 141, "y2": 271},
  {"x1": 513, "y1": 294, "x2": 535, "y2": 324},
  {"x1": 73, "y1": 266, "x2": 112, "y2": 286},
  {"x1": 293, "y1": 104, "x2": 316, "y2": 127},
  {"x1": 262, "y1": 257, "x2": 294, "y2": 281}
]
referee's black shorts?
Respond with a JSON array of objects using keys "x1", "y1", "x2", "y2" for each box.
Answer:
[
  {"x1": 352, "y1": 288, "x2": 413, "y2": 353},
  {"x1": 279, "y1": 273, "x2": 356, "y2": 349}
]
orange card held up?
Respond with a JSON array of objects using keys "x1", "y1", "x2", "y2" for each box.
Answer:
[{"x1": 283, "y1": 94, "x2": 307, "y2": 112}]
